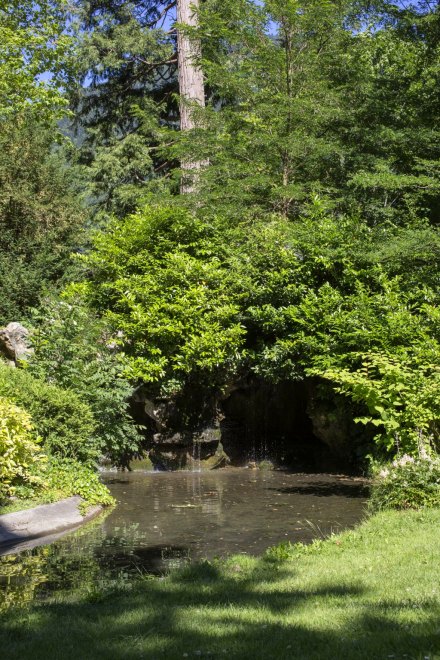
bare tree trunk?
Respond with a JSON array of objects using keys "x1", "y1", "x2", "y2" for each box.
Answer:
[{"x1": 176, "y1": 0, "x2": 206, "y2": 193}]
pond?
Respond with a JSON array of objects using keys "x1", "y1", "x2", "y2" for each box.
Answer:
[{"x1": 0, "y1": 469, "x2": 368, "y2": 610}]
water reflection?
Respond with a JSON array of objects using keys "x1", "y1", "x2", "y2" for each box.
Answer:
[{"x1": 0, "y1": 469, "x2": 368, "y2": 610}]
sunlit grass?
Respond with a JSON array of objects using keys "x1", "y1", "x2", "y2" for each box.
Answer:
[
  {"x1": 1, "y1": 508, "x2": 440, "y2": 659},
  {"x1": 0, "y1": 498, "x2": 43, "y2": 515}
]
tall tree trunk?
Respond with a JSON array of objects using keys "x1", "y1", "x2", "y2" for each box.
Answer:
[{"x1": 176, "y1": 0, "x2": 206, "y2": 193}]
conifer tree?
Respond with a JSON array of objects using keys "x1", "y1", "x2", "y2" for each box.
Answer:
[
  {"x1": 168, "y1": 0, "x2": 440, "y2": 225},
  {"x1": 71, "y1": 0, "x2": 178, "y2": 218},
  {"x1": 0, "y1": 116, "x2": 85, "y2": 323},
  {"x1": 167, "y1": 0, "x2": 350, "y2": 218}
]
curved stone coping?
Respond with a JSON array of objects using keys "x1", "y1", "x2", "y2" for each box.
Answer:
[{"x1": 0, "y1": 496, "x2": 102, "y2": 555}]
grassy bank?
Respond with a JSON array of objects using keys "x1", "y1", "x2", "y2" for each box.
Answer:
[
  {"x1": 1, "y1": 508, "x2": 439, "y2": 659},
  {"x1": 0, "y1": 498, "x2": 45, "y2": 515}
]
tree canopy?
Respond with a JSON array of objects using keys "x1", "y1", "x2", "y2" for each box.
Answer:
[
  {"x1": 0, "y1": 0, "x2": 70, "y2": 119},
  {"x1": 1, "y1": 0, "x2": 440, "y2": 465}
]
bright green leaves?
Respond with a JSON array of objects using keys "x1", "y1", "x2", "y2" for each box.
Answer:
[
  {"x1": 0, "y1": 0, "x2": 70, "y2": 119},
  {"x1": 0, "y1": 363, "x2": 97, "y2": 465},
  {"x1": 81, "y1": 205, "x2": 246, "y2": 393},
  {"x1": 316, "y1": 352, "x2": 440, "y2": 456},
  {"x1": 78, "y1": 200, "x2": 440, "y2": 424},
  {"x1": 0, "y1": 396, "x2": 44, "y2": 501},
  {"x1": 66, "y1": 187, "x2": 440, "y2": 461}
]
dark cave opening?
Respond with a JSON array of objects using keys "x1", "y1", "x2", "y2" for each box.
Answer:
[
  {"x1": 130, "y1": 378, "x2": 369, "y2": 472},
  {"x1": 220, "y1": 379, "x2": 357, "y2": 472}
]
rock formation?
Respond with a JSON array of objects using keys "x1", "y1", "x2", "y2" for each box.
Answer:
[
  {"x1": 0, "y1": 322, "x2": 32, "y2": 365},
  {"x1": 130, "y1": 376, "x2": 372, "y2": 472}
]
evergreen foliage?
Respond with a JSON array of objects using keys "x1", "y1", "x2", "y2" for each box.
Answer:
[
  {"x1": 162, "y1": 0, "x2": 440, "y2": 225},
  {"x1": 71, "y1": 0, "x2": 178, "y2": 219},
  {"x1": 0, "y1": 116, "x2": 85, "y2": 325}
]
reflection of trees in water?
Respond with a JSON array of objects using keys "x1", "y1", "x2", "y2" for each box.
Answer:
[
  {"x1": 0, "y1": 517, "x2": 159, "y2": 611},
  {"x1": 0, "y1": 551, "x2": 48, "y2": 611},
  {"x1": 0, "y1": 513, "x2": 196, "y2": 611},
  {"x1": 0, "y1": 521, "x2": 103, "y2": 611},
  {"x1": 0, "y1": 473, "x2": 367, "y2": 610}
]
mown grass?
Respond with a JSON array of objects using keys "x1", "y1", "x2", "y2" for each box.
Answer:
[{"x1": 0, "y1": 508, "x2": 439, "y2": 659}]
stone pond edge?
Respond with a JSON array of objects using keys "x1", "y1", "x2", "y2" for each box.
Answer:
[{"x1": 0, "y1": 496, "x2": 102, "y2": 555}]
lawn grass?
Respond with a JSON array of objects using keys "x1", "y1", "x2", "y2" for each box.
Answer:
[
  {"x1": 0, "y1": 508, "x2": 439, "y2": 659},
  {"x1": 0, "y1": 497, "x2": 44, "y2": 515}
]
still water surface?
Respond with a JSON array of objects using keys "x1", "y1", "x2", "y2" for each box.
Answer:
[{"x1": 0, "y1": 469, "x2": 368, "y2": 609}]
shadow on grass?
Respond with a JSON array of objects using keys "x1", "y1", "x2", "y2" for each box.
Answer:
[{"x1": 0, "y1": 556, "x2": 439, "y2": 660}]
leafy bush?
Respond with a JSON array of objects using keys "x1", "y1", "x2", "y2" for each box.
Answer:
[
  {"x1": 40, "y1": 458, "x2": 115, "y2": 508},
  {"x1": 369, "y1": 455, "x2": 440, "y2": 512},
  {"x1": 28, "y1": 299, "x2": 142, "y2": 466},
  {"x1": 78, "y1": 204, "x2": 245, "y2": 395},
  {"x1": 74, "y1": 201, "x2": 440, "y2": 464},
  {"x1": 0, "y1": 364, "x2": 97, "y2": 465},
  {"x1": 0, "y1": 396, "x2": 44, "y2": 500},
  {"x1": 315, "y1": 352, "x2": 440, "y2": 456}
]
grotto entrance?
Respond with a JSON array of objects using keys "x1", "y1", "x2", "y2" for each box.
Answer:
[
  {"x1": 220, "y1": 379, "x2": 348, "y2": 472},
  {"x1": 130, "y1": 377, "x2": 366, "y2": 472}
]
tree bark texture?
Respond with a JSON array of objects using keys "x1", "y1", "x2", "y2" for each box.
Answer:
[{"x1": 176, "y1": 0, "x2": 206, "y2": 192}]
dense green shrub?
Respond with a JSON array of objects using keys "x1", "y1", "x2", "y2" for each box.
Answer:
[
  {"x1": 0, "y1": 364, "x2": 97, "y2": 465},
  {"x1": 78, "y1": 204, "x2": 245, "y2": 395},
  {"x1": 40, "y1": 458, "x2": 115, "y2": 508},
  {"x1": 29, "y1": 299, "x2": 142, "y2": 466},
  {"x1": 0, "y1": 396, "x2": 44, "y2": 501},
  {"x1": 314, "y1": 351, "x2": 440, "y2": 457},
  {"x1": 79, "y1": 203, "x2": 440, "y2": 395},
  {"x1": 369, "y1": 455, "x2": 440, "y2": 512}
]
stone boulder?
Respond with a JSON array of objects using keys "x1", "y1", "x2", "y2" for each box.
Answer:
[
  {"x1": 130, "y1": 383, "x2": 229, "y2": 470},
  {"x1": 149, "y1": 427, "x2": 228, "y2": 471},
  {"x1": 0, "y1": 322, "x2": 32, "y2": 365}
]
